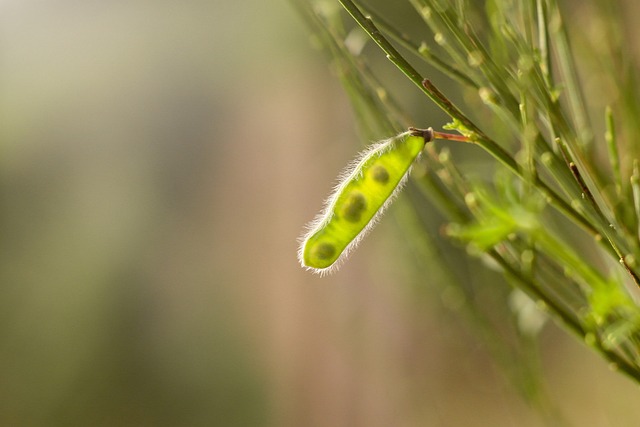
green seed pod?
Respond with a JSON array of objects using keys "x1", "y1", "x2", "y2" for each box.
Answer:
[{"x1": 299, "y1": 128, "x2": 433, "y2": 274}]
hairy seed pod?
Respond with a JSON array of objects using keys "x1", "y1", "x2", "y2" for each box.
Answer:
[{"x1": 298, "y1": 128, "x2": 433, "y2": 275}]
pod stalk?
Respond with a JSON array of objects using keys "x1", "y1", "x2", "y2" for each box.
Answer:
[{"x1": 408, "y1": 127, "x2": 470, "y2": 143}]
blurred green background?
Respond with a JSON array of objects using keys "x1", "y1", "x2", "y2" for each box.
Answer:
[{"x1": 1, "y1": 1, "x2": 640, "y2": 426}]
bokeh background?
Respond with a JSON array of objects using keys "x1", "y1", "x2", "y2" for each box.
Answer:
[{"x1": 2, "y1": 1, "x2": 640, "y2": 426}]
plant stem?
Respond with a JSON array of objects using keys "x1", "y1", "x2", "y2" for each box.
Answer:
[{"x1": 359, "y1": 3, "x2": 478, "y2": 88}]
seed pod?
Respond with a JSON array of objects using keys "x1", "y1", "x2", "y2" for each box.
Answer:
[{"x1": 298, "y1": 128, "x2": 434, "y2": 275}]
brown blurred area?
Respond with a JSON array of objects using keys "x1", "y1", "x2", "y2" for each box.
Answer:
[{"x1": 1, "y1": 1, "x2": 640, "y2": 426}]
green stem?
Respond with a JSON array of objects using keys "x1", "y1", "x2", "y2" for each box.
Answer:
[
  {"x1": 605, "y1": 106, "x2": 622, "y2": 198},
  {"x1": 546, "y1": 0, "x2": 592, "y2": 148},
  {"x1": 338, "y1": 0, "x2": 458, "y2": 116},
  {"x1": 421, "y1": 79, "x2": 599, "y2": 238},
  {"x1": 359, "y1": 3, "x2": 478, "y2": 88},
  {"x1": 489, "y1": 250, "x2": 640, "y2": 384}
]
